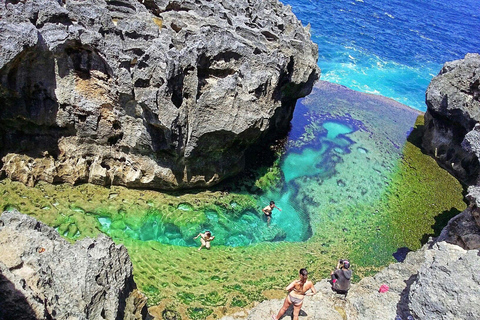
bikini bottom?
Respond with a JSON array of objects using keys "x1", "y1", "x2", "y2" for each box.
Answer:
[{"x1": 288, "y1": 293, "x2": 304, "y2": 305}]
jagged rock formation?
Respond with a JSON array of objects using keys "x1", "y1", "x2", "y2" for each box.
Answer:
[
  {"x1": 0, "y1": 0, "x2": 319, "y2": 189},
  {"x1": 422, "y1": 53, "x2": 480, "y2": 185},
  {"x1": 0, "y1": 210, "x2": 147, "y2": 320},
  {"x1": 220, "y1": 241, "x2": 480, "y2": 320}
]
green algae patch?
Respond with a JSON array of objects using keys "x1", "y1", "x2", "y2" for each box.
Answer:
[{"x1": 381, "y1": 117, "x2": 466, "y2": 251}]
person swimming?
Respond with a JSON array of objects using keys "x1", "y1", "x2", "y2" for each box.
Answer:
[
  {"x1": 272, "y1": 268, "x2": 316, "y2": 320},
  {"x1": 262, "y1": 200, "x2": 282, "y2": 225},
  {"x1": 193, "y1": 231, "x2": 215, "y2": 251}
]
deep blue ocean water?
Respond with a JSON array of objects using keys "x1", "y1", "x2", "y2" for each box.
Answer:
[{"x1": 281, "y1": 0, "x2": 480, "y2": 112}]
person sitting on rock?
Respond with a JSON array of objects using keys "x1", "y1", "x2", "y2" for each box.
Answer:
[
  {"x1": 330, "y1": 259, "x2": 352, "y2": 294},
  {"x1": 193, "y1": 231, "x2": 215, "y2": 251}
]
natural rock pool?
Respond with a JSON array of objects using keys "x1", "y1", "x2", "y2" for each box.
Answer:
[{"x1": 0, "y1": 81, "x2": 466, "y2": 320}]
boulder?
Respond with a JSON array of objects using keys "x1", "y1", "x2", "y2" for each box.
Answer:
[
  {"x1": 0, "y1": 0, "x2": 319, "y2": 190},
  {"x1": 0, "y1": 210, "x2": 147, "y2": 320},
  {"x1": 422, "y1": 53, "x2": 480, "y2": 185}
]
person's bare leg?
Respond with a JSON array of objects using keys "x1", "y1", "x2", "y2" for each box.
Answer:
[
  {"x1": 274, "y1": 297, "x2": 291, "y2": 320},
  {"x1": 292, "y1": 303, "x2": 302, "y2": 320}
]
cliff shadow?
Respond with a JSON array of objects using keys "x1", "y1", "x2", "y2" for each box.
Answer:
[
  {"x1": 0, "y1": 273, "x2": 38, "y2": 320},
  {"x1": 0, "y1": 40, "x2": 63, "y2": 162},
  {"x1": 420, "y1": 207, "x2": 463, "y2": 244},
  {"x1": 406, "y1": 116, "x2": 426, "y2": 155}
]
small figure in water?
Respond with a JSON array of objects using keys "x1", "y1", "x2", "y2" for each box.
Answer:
[
  {"x1": 193, "y1": 231, "x2": 215, "y2": 251},
  {"x1": 272, "y1": 268, "x2": 316, "y2": 320},
  {"x1": 330, "y1": 259, "x2": 352, "y2": 294},
  {"x1": 262, "y1": 200, "x2": 281, "y2": 225}
]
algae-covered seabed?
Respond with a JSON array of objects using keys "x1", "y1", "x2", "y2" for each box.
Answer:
[{"x1": 0, "y1": 81, "x2": 465, "y2": 320}]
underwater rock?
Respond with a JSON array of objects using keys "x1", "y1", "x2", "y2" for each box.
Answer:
[
  {"x1": 0, "y1": 0, "x2": 319, "y2": 190},
  {"x1": 422, "y1": 53, "x2": 480, "y2": 185},
  {"x1": 0, "y1": 210, "x2": 147, "y2": 320}
]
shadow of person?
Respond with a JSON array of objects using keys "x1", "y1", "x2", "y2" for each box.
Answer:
[
  {"x1": 280, "y1": 304, "x2": 308, "y2": 319},
  {"x1": 0, "y1": 272, "x2": 37, "y2": 320}
]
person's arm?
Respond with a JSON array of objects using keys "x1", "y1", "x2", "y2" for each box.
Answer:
[
  {"x1": 262, "y1": 206, "x2": 268, "y2": 214},
  {"x1": 275, "y1": 205, "x2": 282, "y2": 211},
  {"x1": 193, "y1": 233, "x2": 201, "y2": 239},
  {"x1": 285, "y1": 280, "x2": 297, "y2": 292},
  {"x1": 305, "y1": 281, "x2": 317, "y2": 296}
]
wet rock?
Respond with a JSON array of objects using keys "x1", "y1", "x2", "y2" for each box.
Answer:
[
  {"x1": 0, "y1": 210, "x2": 147, "y2": 320},
  {"x1": 0, "y1": 0, "x2": 319, "y2": 190}
]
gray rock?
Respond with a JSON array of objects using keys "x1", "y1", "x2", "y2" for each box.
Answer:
[
  {"x1": 220, "y1": 241, "x2": 480, "y2": 320},
  {"x1": 422, "y1": 53, "x2": 480, "y2": 185},
  {"x1": 0, "y1": 210, "x2": 147, "y2": 320},
  {"x1": 0, "y1": 0, "x2": 319, "y2": 190},
  {"x1": 408, "y1": 242, "x2": 480, "y2": 320}
]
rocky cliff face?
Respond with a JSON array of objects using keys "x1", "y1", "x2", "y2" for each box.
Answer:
[
  {"x1": 0, "y1": 0, "x2": 319, "y2": 189},
  {"x1": 422, "y1": 53, "x2": 480, "y2": 185},
  {"x1": 0, "y1": 210, "x2": 147, "y2": 320}
]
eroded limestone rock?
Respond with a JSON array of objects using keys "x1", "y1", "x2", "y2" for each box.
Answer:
[
  {"x1": 0, "y1": 210, "x2": 147, "y2": 320},
  {"x1": 0, "y1": 0, "x2": 319, "y2": 189},
  {"x1": 422, "y1": 53, "x2": 480, "y2": 185}
]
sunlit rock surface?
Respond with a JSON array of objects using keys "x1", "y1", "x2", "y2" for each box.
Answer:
[
  {"x1": 0, "y1": 0, "x2": 319, "y2": 189},
  {"x1": 422, "y1": 53, "x2": 480, "y2": 185},
  {"x1": 0, "y1": 210, "x2": 147, "y2": 320},
  {"x1": 220, "y1": 241, "x2": 480, "y2": 320}
]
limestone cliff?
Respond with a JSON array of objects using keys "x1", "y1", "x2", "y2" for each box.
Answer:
[
  {"x1": 0, "y1": 210, "x2": 147, "y2": 320},
  {"x1": 422, "y1": 53, "x2": 480, "y2": 185},
  {"x1": 0, "y1": 0, "x2": 319, "y2": 189}
]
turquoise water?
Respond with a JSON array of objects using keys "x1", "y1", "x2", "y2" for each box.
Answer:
[
  {"x1": 97, "y1": 116, "x2": 360, "y2": 247},
  {"x1": 96, "y1": 82, "x2": 419, "y2": 251}
]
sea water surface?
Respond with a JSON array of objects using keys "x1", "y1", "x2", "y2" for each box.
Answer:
[{"x1": 281, "y1": 0, "x2": 480, "y2": 111}]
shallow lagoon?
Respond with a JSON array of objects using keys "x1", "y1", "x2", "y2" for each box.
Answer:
[{"x1": 0, "y1": 82, "x2": 466, "y2": 319}]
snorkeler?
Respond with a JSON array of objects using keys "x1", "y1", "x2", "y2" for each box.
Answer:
[
  {"x1": 272, "y1": 268, "x2": 316, "y2": 320},
  {"x1": 262, "y1": 200, "x2": 282, "y2": 225},
  {"x1": 193, "y1": 231, "x2": 215, "y2": 251}
]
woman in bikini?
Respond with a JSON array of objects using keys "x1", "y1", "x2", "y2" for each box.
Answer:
[{"x1": 272, "y1": 268, "x2": 316, "y2": 320}]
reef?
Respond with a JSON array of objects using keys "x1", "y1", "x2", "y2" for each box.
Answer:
[
  {"x1": 0, "y1": 0, "x2": 319, "y2": 190},
  {"x1": 0, "y1": 210, "x2": 147, "y2": 320}
]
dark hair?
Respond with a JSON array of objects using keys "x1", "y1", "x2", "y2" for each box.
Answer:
[
  {"x1": 205, "y1": 231, "x2": 211, "y2": 237},
  {"x1": 270, "y1": 201, "x2": 275, "y2": 205},
  {"x1": 343, "y1": 260, "x2": 350, "y2": 269},
  {"x1": 299, "y1": 268, "x2": 308, "y2": 278}
]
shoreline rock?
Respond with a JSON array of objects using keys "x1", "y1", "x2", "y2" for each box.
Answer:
[
  {"x1": 0, "y1": 0, "x2": 319, "y2": 190},
  {"x1": 0, "y1": 210, "x2": 147, "y2": 320}
]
